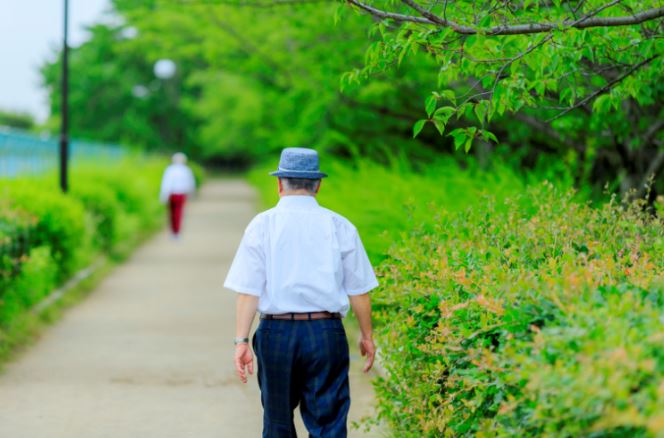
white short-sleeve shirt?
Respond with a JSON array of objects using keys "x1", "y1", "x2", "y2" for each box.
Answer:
[{"x1": 223, "y1": 195, "x2": 378, "y2": 316}]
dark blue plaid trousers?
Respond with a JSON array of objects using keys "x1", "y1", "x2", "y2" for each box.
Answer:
[{"x1": 252, "y1": 318, "x2": 351, "y2": 438}]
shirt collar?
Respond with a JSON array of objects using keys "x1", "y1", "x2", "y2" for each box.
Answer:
[{"x1": 277, "y1": 195, "x2": 319, "y2": 210}]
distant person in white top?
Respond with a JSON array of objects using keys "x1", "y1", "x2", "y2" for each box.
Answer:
[
  {"x1": 224, "y1": 147, "x2": 378, "y2": 438},
  {"x1": 159, "y1": 152, "x2": 196, "y2": 238}
]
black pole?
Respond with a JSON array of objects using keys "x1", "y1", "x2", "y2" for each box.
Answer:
[{"x1": 59, "y1": 0, "x2": 69, "y2": 193}]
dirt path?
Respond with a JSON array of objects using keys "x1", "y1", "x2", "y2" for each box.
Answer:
[{"x1": 0, "y1": 180, "x2": 381, "y2": 437}]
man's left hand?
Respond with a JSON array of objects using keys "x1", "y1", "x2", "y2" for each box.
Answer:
[
  {"x1": 359, "y1": 337, "x2": 376, "y2": 373},
  {"x1": 234, "y1": 343, "x2": 254, "y2": 383}
]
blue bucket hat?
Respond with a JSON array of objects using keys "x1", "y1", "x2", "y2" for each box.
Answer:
[{"x1": 269, "y1": 147, "x2": 328, "y2": 179}]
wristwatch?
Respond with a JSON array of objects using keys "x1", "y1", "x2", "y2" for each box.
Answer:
[{"x1": 233, "y1": 337, "x2": 249, "y2": 345}]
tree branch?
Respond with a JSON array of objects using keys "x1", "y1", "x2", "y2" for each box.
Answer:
[
  {"x1": 347, "y1": 1, "x2": 664, "y2": 36},
  {"x1": 346, "y1": 0, "x2": 435, "y2": 24},
  {"x1": 400, "y1": 0, "x2": 474, "y2": 33},
  {"x1": 546, "y1": 55, "x2": 659, "y2": 123}
]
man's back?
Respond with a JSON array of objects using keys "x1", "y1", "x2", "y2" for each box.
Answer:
[{"x1": 225, "y1": 195, "x2": 377, "y2": 316}]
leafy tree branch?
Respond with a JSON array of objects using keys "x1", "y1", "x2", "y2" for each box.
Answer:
[{"x1": 348, "y1": 0, "x2": 664, "y2": 35}]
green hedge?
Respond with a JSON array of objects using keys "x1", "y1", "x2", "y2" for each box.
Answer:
[
  {"x1": 249, "y1": 157, "x2": 664, "y2": 436},
  {"x1": 4, "y1": 180, "x2": 89, "y2": 282},
  {"x1": 0, "y1": 157, "x2": 168, "y2": 338},
  {"x1": 375, "y1": 184, "x2": 664, "y2": 436}
]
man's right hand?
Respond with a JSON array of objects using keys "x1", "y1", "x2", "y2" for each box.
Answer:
[
  {"x1": 234, "y1": 343, "x2": 254, "y2": 383},
  {"x1": 359, "y1": 337, "x2": 376, "y2": 373}
]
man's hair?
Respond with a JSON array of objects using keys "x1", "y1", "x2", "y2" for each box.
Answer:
[{"x1": 280, "y1": 177, "x2": 320, "y2": 193}]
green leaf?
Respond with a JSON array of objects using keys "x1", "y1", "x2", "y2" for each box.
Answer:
[
  {"x1": 449, "y1": 128, "x2": 467, "y2": 150},
  {"x1": 467, "y1": 126, "x2": 478, "y2": 138},
  {"x1": 425, "y1": 95, "x2": 437, "y2": 118},
  {"x1": 333, "y1": 4, "x2": 344, "y2": 26},
  {"x1": 432, "y1": 106, "x2": 455, "y2": 135},
  {"x1": 413, "y1": 119, "x2": 427, "y2": 138},
  {"x1": 433, "y1": 119, "x2": 446, "y2": 135},
  {"x1": 439, "y1": 89, "x2": 456, "y2": 105},
  {"x1": 463, "y1": 103, "x2": 475, "y2": 120},
  {"x1": 434, "y1": 106, "x2": 455, "y2": 123},
  {"x1": 560, "y1": 88, "x2": 574, "y2": 106},
  {"x1": 592, "y1": 95, "x2": 611, "y2": 114},
  {"x1": 397, "y1": 40, "x2": 412, "y2": 66},
  {"x1": 474, "y1": 101, "x2": 488, "y2": 124},
  {"x1": 481, "y1": 129, "x2": 498, "y2": 143},
  {"x1": 464, "y1": 135, "x2": 474, "y2": 153}
]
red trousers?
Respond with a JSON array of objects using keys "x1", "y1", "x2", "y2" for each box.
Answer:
[{"x1": 169, "y1": 194, "x2": 187, "y2": 235}]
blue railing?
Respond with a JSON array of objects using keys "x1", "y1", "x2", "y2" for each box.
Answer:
[{"x1": 0, "y1": 127, "x2": 126, "y2": 178}]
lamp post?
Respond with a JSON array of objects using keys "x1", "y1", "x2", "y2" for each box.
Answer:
[{"x1": 59, "y1": 0, "x2": 70, "y2": 193}]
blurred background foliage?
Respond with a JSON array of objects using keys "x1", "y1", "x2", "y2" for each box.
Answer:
[
  {"x1": 38, "y1": 0, "x2": 663, "y2": 197},
  {"x1": 42, "y1": 0, "x2": 435, "y2": 168}
]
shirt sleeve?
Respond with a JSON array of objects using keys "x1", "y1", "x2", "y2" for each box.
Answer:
[
  {"x1": 224, "y1": 218, "x2": 266, "y2": 296},
  {"x1": 342, "y1": 226, "x2": 379, "y2": 295}
]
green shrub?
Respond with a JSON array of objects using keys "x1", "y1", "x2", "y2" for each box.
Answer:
[
  {"x1": 75, "y1": 161, "x2": 163, "y2": 230},
  {"x1": 71, "y1": 159, "x2": 167, "y2": 254},
  {"x1": 5, "y1": 181, "x2": 89, "y2": 281},
  {"x1": 374, "y1": 184, "x2": 664, "y2": 436},
  {"x1": 70, "y1": 182, "x2": 121, "y2": 252},
  {"x1": 0, "y1": 203, "x2": 37, "y2": 292},
  {"x1": 249, "y1": 156, "x2": 663, "y2": 435},
  {"x1": 0, "y1": 184, "x2": 90, "y2": 332},
  {"x1": 0, "y1": 246, "x2": 58, "y2": 327},
  {"x1": 0, "y1": 156, "x2": 168, "y2": 334}
]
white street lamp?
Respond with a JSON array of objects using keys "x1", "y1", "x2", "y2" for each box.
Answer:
[{"x1": 154, "y1": 59, "x2": 176, "y2": 80}]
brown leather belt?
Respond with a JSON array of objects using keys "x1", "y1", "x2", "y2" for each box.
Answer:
[{"x1": 260, "y1": 311, "x2": 341, "y2": 321}]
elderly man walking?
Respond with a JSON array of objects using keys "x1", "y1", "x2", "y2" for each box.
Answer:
[{"x1": 224, "y1": 148, "x2": 378, "y2": 437}]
